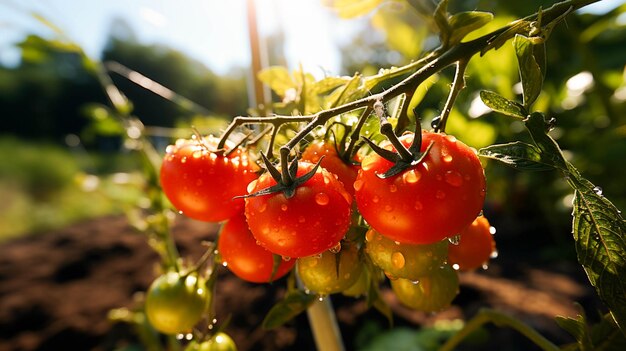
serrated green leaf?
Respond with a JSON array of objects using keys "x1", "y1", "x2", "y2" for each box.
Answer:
[
  {"x1": 524, "y1": 112, "x2": 568, "y2": 170},
  {"x1": 567, "y1": 165, "x2": 626, "y2": 336},
  {"x1": 323, "y1": 0, "x2": 384, "y2": 18},
  {"x1": 448, "y1": 11, "x2": 494, "y2": 45},
  {"x1": 514, "y1": 35, "x2": 544, "y2": 109},
  {"x1": 434, "y1": 0, "x2": 450, "y2": 45},
  {"x1": 257, "y1": 66, "x2": 295, "y2": 97},
  {"x1": 478, "y1": 142, "x2": 555, "y2": 171},
  {"x1": 479, "y1": 90, "x2": 527, "y2": 119},
  {"x1": 262, "y1": 290, "x2": 316, "y2": 329}
]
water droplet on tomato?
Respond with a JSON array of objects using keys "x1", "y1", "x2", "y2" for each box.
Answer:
[
  {"x1": 384, "y1": 205, "x2": 393, "y2": 212},
  {"x1": 353, "y1": 179, "x2": 364, "y2": 191},
  {"x1": 436, "y1": 174, "x2": 442, "y2": 181},
  {"x1": 318, "y1": 295, "x2": 325, "y2": 302},
  {"x1": 277, "y1": 238, "x2": 286, "y2": 246},
  {"x1": 255, "y1": 240, "x2": 262, "y2": 246},
  {"x1": 452, "y1": 263, "x2": 460, "y2": 270},
  {"x1": 165, "y1": 145, "x2": 175, "y2": 153},
  {"x1": 323, "y1": 175, "x2": 331, "y2": 185},
  {"x1": 222, "y1": 261, "x2": 228, "y2": 267},
  {"x1": 262, "y1": 227, "x2": 270, "y2": 235},
  {"x1": 175, "y1": 139, "x2": 185, "y2": 147},
  {"x1": 192, "y1": 150, "x2": 203, "y2": 159},
  {"x1": 444, "y1": 171, "x2": 463, "y2": 187},
  {"x1": 423, "y1": 162, "x2": 430, "y2": 171},
  {"x1": 448, "y1": 234, "x2": 461, "y2": 245},
  {"x1": 281, "y1": 204, "x2": 288, "y2": 211},
  {"x1": 315, "y1": 193, "x2": 330, "y2": 206},
  {"x1": 489, "y1": 226, "x2": 496, "y2": 235},
  {"x1": 403, "y1": 169, "x2": 420, "y2": 184},
  {"x1": 445, "y1": 135, "x2": 457, "y2": 143},
  {"x1": 490, "y1": 250, "x2": 499, "y2": 259},
  {"x1": 482, "y1": 263, "x2": 489, "y2": 270},
  {"x1": 178, "y1": 210, "x2": 184, "y2": 215},
  {"x1": 443, "y1": 154, "x2": 453, "y2": 163},
  {"x1": 180, "y1": 157, "x2": 187, "y2": 164},
  {"x1": 411, "y1": 280, "x2": 420, "y2": 285},
  {"x1": 394, "y1": 241, "x2": 400, "y2": 245},
  {"x1": 414, "y1": 201, "x2": 423, "y2": 210},
  {"x1": 329, "y1": 242, "x2": 342, "y2": 253},
  {"x1": 372, "y1": 196, "x2": 380, "y2": 203},
  {"x1": 384, "y1": 272, "x2": 398, "y2": 280},
  {"x1": 365, "y1": 230, "x2": 375, "y2": 242},
  {"x1": 436, "y1": 190, "x2": 446, "y2": 199},
  {"x1": 258, "y1": 203, "x2": 267, "y2": 213},
  {"x1": 247, "y1": 180, "x2": 258, "y2": 193},
  {"x1": 389, "y1": 184, "x2": 398, "y2": 192},
  {"x1": 282, "y1": 256, "x2": 291, "y2": 261},
  {"x1": 391, "y1": 252, "x2": 405, "y2": 269},
  {"x1": 298, "y1": 216, "x2": 306, "y2": 223}
]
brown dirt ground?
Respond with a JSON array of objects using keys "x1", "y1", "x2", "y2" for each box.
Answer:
[{"x1": 0, "y1": 215, "x2": 603, "y2": 351}]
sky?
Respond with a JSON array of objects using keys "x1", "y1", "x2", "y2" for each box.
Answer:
[
  {"x1": 0, "y1": 0, "x2": 365, "y2": 76},
  {"x1": 0, "y1": 0, "x2": 622, "y2": 77}
]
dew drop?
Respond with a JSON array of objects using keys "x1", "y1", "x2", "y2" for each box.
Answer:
[
  {"x1": 180, "y1": 156, "x2": 187, "y2": 164},
  {"x1": 593, "y1": 186, "x2": 603, "y2": 196},
  {"x1": 443, "y1": 154, "x2": 453, "y2": 163},
  {"x1": 452, "y1": 263, "x2": 460, "y2": 271},
  {"x1": 329, "y1": 242, "x2": 342, "y2": 253},
  {"x1": 281, "y1": 204, "x2": 288, "y2": 211},
  {"x1": 298, "y1": 216, "x2": 306, "y2": 223},
  {"x1": 394, "y1": 241, "x2": 401, "y2": 245},
  {"x1": 384, "y1": 272, "x2": 398, "y2": 281},
  {"x1": 431, "y1": 116, "x2": 441, "y2": 129},
  {"x1": 448, "y1": 234, "x2": 461, "y2": 245},
  {"x1": 323, "y1": 175, "x2": 331, "y2": 185},
  {"x1": 422, "y1": 162, "x2": 430, "y2": 171},
  {"x1": 195, "y1": 179, "x2": 203, "y2": 186},
  {"x1": 414, "y1": 201, "x2": 423, "y2": 210},
  {"x1": 318, "y1": 295, "x2": 325, "y2": 302},
  {"x1": 445, "y1": 135, "x2": 457, "y2": 143},
  {"x1": 255, "y1": 240, "x2": 262, "y2": 246},
  {"x1": 489, "y1": 226, "x2": 497, "y2": 235},
  {"x1": 175, "y1": 138, "x2": 186, "y2": 147},
  {"x1": 222, "y1": 262, "x2": 228, "y2": 267},
  {"x1": 192, "y1": 150, "x2": 203, "y2": 159},
  {"x1": 277, "y1": 238, "x2": 286, "y2": 247},
  {"x1": 165, "y1": 145, "x2": 175, "y2": 153},
  {"x1": 482, "y1": 264, "x2": 489, "y2": 270},
  {"x1": 411, "y1": 280, "x2": 420, "y2": 285},
  {"x1": 282, "y1": 256, "x2": 291, "y2": 262},
  {"x1": 436, "y1": 190, "x2": 446, "y2": 199},
  {"x1": 444, "y1": 171, "x2": 464, "y2": 187},
  {"x1": 315, "y1": 193, "x2": 330, "y2": 206},
  {"x1": 176, "y1": 333, "x2": 185, "y2": 340},
  {"x1": 178, "y1": 210, "x2": 184, "y2": 215},
  {"x1": 384, "y1": 205, "x2": 393, "y2": 212},
  {"x1": 403, "y1": 170, "x2": 421, "y2": 184},
  {"x1": 258, "y1": 203, "x2": 267, "y2": 213},
  {"x1": 389, "y1": 184, "x2": 398, "y2": 193},
  {"x1": 391, "y1": 252, "x2": 406, "y2": 269},
  {"x1": 365, "y1": 230, "x2": 376, "y2": 242},
  {"x1": 490, "y1": 250, "x2": 499, "y2": 259},
  {"x1": 353, "y1": 179, "x2": 364, "y2": 191},
  {"x1": 247, "y1": 180, "x2": 257, "y2": 193},
  {"x1": 372, "y1": 196, "x2": 380, "y2": 203},
  {"x1": 262, "y1": 227, "x2": 270, "y2": 235}
]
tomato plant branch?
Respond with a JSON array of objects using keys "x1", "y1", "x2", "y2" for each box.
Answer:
[
  {"x1": 344, "y1": 106, "x2": 372, "y2": 161},
  {"x1": 373, "y1": 99, "x2": 413, "y2": 161},
  {"x1": 434, "y1": 59, "x2": 468, "y2": 133}
]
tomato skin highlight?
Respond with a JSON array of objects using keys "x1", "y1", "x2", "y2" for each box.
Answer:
[
  {"x1": 302, "y1": 141, "x2": 360, "y2": 195},
  {"x1": 244, "y1": 162, "x2": 352, "y2": 258},
  {"x1": 355, "y1": 132, "x2": 486, "y2": 244},
  {"x1": 218, "y1": 212, "x2": 295, "y2": 283},
  {"x1": 160, "y1": 136, "x2": 259, "y2": 222},
  {"x1": 145, "y1": 271, "x2": 210, "y2": 334},
  {"x1": 448, "y1": 215, "x2": 496, "y2": 271}
]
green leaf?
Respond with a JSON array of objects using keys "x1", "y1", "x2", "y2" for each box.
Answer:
[
  {"x1": 524, "y1": 112, "x2": 568, "y2": 170},
  {"x1": 556, "y1": 306, "x2": 626, "y2": 350},
  {"x1": 480, "y1": 20, "x2": 531, "y2": 56},
  {"x1": 478, "y1": 142, "x2": 555, "y2": 171},
  {"x1": 448, "y1": 11, "x2": 494, "y2": 45},
  {"x1": 567, "y1": 165, "x2": 626, "y2": 335},
  {"x1": 434, "y1": 0, "x2": 450, "y2": 46},
  {"x1": 257, "y1": 66, "x2": 295, "y2": 97},
  {"x1": 479, "y1": 90, "x2": 527, "y2": 119},
  {"x1": 555, "y1": 310, "x2": 593, "y2": 350},
  {"x1": 262, "y1": 290, "x2": 316, "y2": 329},
  {"x1": 326, "y1": 74, "x2": 365, "y2": 108},
  {"x1": 323, "y1": 0, "x2": 384, "y2": 19},
  {"x1": 514, "y1": 34, "x2": 544, "y2": 109},
  {"x1": 408, "y1": 74, "x2": 439, "y2": 119},
  {"x1": 372, "y1": 9, "x2": 426, "y2": 59}
]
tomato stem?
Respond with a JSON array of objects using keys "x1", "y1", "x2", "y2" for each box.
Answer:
[{"x1": 434, "y1": 59, "x2": 468, "y2": 133}]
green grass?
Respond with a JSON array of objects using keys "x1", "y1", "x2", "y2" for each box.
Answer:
[{"x1": 0, "y1": 136, "x2": 143, "y2": 241}]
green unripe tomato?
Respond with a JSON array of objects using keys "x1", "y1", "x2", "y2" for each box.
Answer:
[
  {"x1": 185, "y1": 332, "x2": 238, "y2": 351},
  {"x1": 365, "y1": 228, "x2": 448, "y2": 281},
  {"x1": 390, "y1": 265, "x2": 459, "y2": 312},
  {"x1": 145, "y1": 271, "x2": 210, "y2": 334},
  {"x1": 297, "y1": 243, "x2": 362, "y2": 295},
  {"x1": 342, "y1": 267, "x2": 370, "y2": 297}
]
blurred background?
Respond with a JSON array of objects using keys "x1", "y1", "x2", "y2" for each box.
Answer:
[{"x1": 1, "y1": 0, "x2": 626, "y2": 350}]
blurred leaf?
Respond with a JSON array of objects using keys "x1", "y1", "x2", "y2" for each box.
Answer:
[
  {"x1": 556, "y1": 305, "x2": 626, "y2": 350},
  {"x1": 514, "y1": 35, "x2": 544, "y2": 109},
  {"x1": 480, "y1": 20, "x2": 531, "y2": 55},
  {"x1": 448, "y1": 11, "x2": 494, "y2": 45},
  {"x1": 262, "y1": 290, "x2": 316, "y2": 329},
  {"x1": 326, "y1": 74, "x2": 365, "y2": 108},
  {"x1": 258, "y1": 66, "x2": 295, "y2": 97},
  {"x1": 408, "y1": 74, "x2": 439, "y2": 119},
  {"x1": 323, "y1": 0, "x2": 384, "y2": 18},
  {"x1": 445, "y1": 110, "x2": 497, "y2": 149},
  {"x1": 479, "y1": 142, "x2": 555, "y2": 171},
  {"x1": 567, "y1": 165, "x2": 626, "y2": 335},
  {"x1": 479, "y1": 90, "x2": 526, "y2": 119},
  {"x1": 372, "y1": 9, "x2": 426, "y2": 58},
  {"x1": 434, "y1": 0, "x2": 450, "y2": 46}
]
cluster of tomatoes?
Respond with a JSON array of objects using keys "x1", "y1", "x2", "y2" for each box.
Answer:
[{"x1": 146, "y1": 129, "x2": 496, "y2": 342}]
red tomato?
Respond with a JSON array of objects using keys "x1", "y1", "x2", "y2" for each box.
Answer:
[
  {"x1": 218, "y1": 212, "x2": 295, "y2": 283},
  {"x1": 244, "y1": 162, "x2": 352, "y2": 258},
  {"x1": 355, "y1": 132, "x2": 485, "y2": 244},
  {"x1": 160, "y1": 135, "x2": 259, "y2": 222},
  {"x1": 448, "y1": 215, "x2": 496, "y2": 271},
  {"x1": 301, "y1": 141, "x2": 360, "y2": 195}
]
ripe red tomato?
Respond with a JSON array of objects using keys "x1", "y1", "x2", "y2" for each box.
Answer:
[
  {"x1": 244, "y1": 162, "x2": 352, "y2": 258},
  {"x1": 160, "y1": 135, "x2": 259, "y2": 222},
  {"x1": 145, "y1": 271, "x2": 210, "y2": 334},
  {"x1": 390, "y1": 265, "x2": 459, "y2": 312},
  {"x1": 448, "y1": 215, "x2": 496, "y2": 271},
  {"x1": 301, "y1": 141, "x2": 360, "y2": 195},
  {"x1": 355, "y1": 132, "x2": 485, "y2": 244},
  {"x1": 218, "y1": 212, "x2": 295, "y2": 283}
]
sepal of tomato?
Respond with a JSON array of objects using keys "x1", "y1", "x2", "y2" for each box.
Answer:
[
  {"x1": 355, "y1": 132, "x2": 486, "y2": 244},
  {"x1": 448, "y1": 215, "x2": 496, "y2": 271},
  {"x1": 160, "y1": 136, "x2": 259, "y2": 222},
  {"x1": 218, "y1": 212, "x2": 295, "y2": 283},
  {"x1": 245, "y1": 162, "x2": 352, "y2": 258}
]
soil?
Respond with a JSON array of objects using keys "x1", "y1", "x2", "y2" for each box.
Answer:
[{"x1": 0, "y1": 215, "x2": 603, "y2": 351}]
